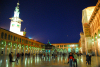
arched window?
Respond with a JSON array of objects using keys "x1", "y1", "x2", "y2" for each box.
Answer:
[
  {"x1": 11, "y1": 35, "x2": 13, "y2": 40},
  {"x1": 5, "y1": 33, "x2": 7, "y2": 39},
  {"x1": 16, "y1": 37, "x2": 17, "y2": 41},
  {"x1": 20, "y1": 38, "x2": 21, "y2": 43},
  {"x1": 14, "y1": 36, "x2": 15, "y2": 41},
  {"x1": 1, "y1": 32, "x2": 4, "y2": 39},
  {"x1": 8, "y1": 35, "x2": 10, "y2": 40}
]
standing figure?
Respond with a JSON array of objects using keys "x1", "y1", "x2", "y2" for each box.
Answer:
[
  {"x1": 73, "y1": 53, "x2": 78, "y2": 67},
  {"x1": 86, "y1": 54, "x2": 89, "y2": 65},
  {"x1": 16, "y1": 53, "x2": 20, "y2": 63},
  {"x1": 21, "y1": 52, "x2": 24, "y2": 62},
  {"x1": 68, "y1": 52, "x2": 74, "y2": 67},
  {"x1": 9, "y1": 53, "x2": 12, "y2": 62},
  {"x1": 89, "y1": 54, "x2": 91, "y2": 65}
]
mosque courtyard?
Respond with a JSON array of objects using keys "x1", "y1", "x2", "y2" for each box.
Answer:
[{"x1": 0, "y1": 55, "x2": 100, "y2": 67}]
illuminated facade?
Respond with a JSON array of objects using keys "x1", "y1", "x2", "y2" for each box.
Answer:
[
  {"x1": 0, "y1": 2, "x2": 44, "y2": 55},
  {"x1": 0, "y1": 28, "x2": 44, "y2": 55},
  {"x1": 81, "y1": 0, "x2": 100, "y2": 55},
  {"x1": 51, "y1": 43, "x2": 81, "y2": 54}
]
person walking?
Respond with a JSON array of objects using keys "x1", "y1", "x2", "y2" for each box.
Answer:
[
  {"x1": 68, "y1": 52, "x2": 74, "y2": 67},
  {"x1": 16, "y1": 53, "x2": 20, "y2": 63},
  {"x1": 73, "y1": 53, "x2": 78, "y2": 67}
]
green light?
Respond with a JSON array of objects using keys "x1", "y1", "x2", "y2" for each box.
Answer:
[
  {"x1": 12, "y1": 24, "x2": 15, "y2": 26},
  {"x1": 17, "y1": 24, "x2": 19, "y2": 27}
]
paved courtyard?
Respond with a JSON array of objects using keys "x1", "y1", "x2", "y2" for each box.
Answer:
[{"x1": 0, "y1": 55, "x2": 100, "y2": 67}]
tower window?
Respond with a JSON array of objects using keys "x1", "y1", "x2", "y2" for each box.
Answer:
[
  {"x1": 17, "y1": 24, "x2": 19, "y2": 27},
  {"x1": 12, "y1": 24, "x2": 15, "y2": 26}
]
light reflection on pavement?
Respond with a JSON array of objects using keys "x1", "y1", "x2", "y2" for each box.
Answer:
[{"x1": 0, "y1": 55, "x2": 100, "y2": 67}]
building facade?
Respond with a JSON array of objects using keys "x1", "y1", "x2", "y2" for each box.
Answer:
[
  {"x1": 0, "y1": 28, "x2": 44, "y2": 55},
  {"x1": 80, "y1": 0, "x2": 100, "y2": 55},
  {"x1": 0, "y1": 2, "x2": 44, "y2": 55},
  {"x1": 51, "y1": 43, "x2": 81, "y2": 54}
]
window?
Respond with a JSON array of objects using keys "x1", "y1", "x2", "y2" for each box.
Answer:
[
  {"x1": 22, "y1": 39, "x2": 23, "y2": 43},
  {"x1": 14, "y1": 36, "x2": 15, "y2": 41},
  {"x1": 64, "y1": 45, "x2": 67, "y2": 47},
  {"x1": 16, "y1": 37, "x2": 17, "y2": 41},
  {"x1": 29, "y1": 41, "x2": 31, "y2": 44},
  {"x1": 20, "y1": 38, "x2": 21, "y2": 43},
  {"x1": 18, "y1": 38, "x2": 19, "y2": 42},
  {"x1": 60, "y1": 45, "x2": 63, "y2": 47},
  {"x1": 1, "y1": 32, "x2": 4, "y2": 39},
  {"x1": 5, "y1": 33, "x2": 7, "y2": 39},
  {"x1": 11, "y1": 35, "x2": 13, "y2": 40},
  {"x1": 57, "y1": 45, "x2": 59, "y2": 47},
  {"x1": 8, "y1": 35, "x2": 10, "y2": 40}
]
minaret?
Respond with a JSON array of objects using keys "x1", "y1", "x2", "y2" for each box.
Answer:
[{"x1": 9, "y1": 2, "x2": 23, "y2": 34}]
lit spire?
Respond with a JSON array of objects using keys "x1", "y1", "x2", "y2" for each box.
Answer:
[
  {"x1": 9, "y1": 1, "x2": 23, "y2": 22},
  {"x1": 14, "y1": 2, "x2": 20, "y2": 17}
]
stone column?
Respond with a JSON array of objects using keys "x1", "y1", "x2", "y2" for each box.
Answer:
[
  {"x1": 85, "y1": 37, "x2": 92, "y2": 55},
  {"x1": 97, "y1": 38, "x2": 100, "y2": 56}
]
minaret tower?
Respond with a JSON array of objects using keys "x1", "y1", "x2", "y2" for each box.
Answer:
[
  {"x1": 9, "y1": 2, "x2": 23, "y2": 34},
  {"x1": 9, "y1": 2, "x2": 24, "y2": 36}
]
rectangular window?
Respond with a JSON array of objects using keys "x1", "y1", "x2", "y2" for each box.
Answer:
[
  {"x1": 11, "y1": 36, "x2": 13, "y2": 41},
  {"x1": 8, "y1": 35, "x2": 10, "y2": 40},
  {"x1": 60, "y1": 45, "x2": 63, "y2": 47},
  {"x1": 14, "y1": 36, "x2": 15, "y2": 41},
  {"x1": 16, "y1": 37, "x2": 17, "y2": 41},
  {"x1": 22, "y1": 39, "x2": 23, "y2": 43},
  {"x1": 18, "y1": 38, "x2": 20, "y2": 42},
  {"x1": 64, "y1": 45, "x2": 67, "y2": 47},
  {"x1": 57, "y1": 45, "x2": 59, "y2": 47},
  {"x1": 20, "y1": 38, "x2": 21, "y2": 43}
]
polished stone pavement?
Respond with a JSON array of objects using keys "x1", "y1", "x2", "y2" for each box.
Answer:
[{"x1": 0, "y1": 55, "x2": 100, "y2": 67}]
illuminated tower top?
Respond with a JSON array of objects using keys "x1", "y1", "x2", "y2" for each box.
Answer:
[
  {"x1": 9, "y1": 2, "x2": 25, "y2": 36},
  {"x1": 9, "y1": 2, "x2": 23, "y2": 22}
]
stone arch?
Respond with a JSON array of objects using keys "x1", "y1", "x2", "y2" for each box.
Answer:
[
  {"x1": 57, "y1": 48, "x2": 60, "y2": 52},
  {"x1": 25, "y1": 45, "x2": 28, "y2": 50},
  {"x1": 60, "y1": 48, "x2": 63, "y2": 53},
  {"x1": 18, "y1": 44, "x2": 21, "y2": 49},
  {"x1": 21, "y1": 45, "x2": 24, "y2": 49},
  {"x1": 7, "y1": 42, "x2": 12, "y2": 48},
  {"x1": 0, "y1": 40, "x2": 6, "y2": 47},
  {"x1": 68, "y1": 48, "x2": 71, "y2": 53},
  {"x1": 13, "y1": 43, "x2": 17, "y2": 49},
  {"x1": 63, "y1": 48, "x2": 67, "y2": 53}
]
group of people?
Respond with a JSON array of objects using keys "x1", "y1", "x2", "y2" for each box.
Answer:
[
  {"x1": 9, "y1": 52, "x2": 24, "y2": 63},
  {"x1": 68, "y1": 52, "x2": 92, "y2": 67},
  {"x1": 68, "y1": 52, "x2": 78, "y2": 67}
]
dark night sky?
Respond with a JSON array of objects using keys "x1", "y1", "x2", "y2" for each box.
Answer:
[{"x1": 0, "y1": 0, "x2": 98, "y2": 44}]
